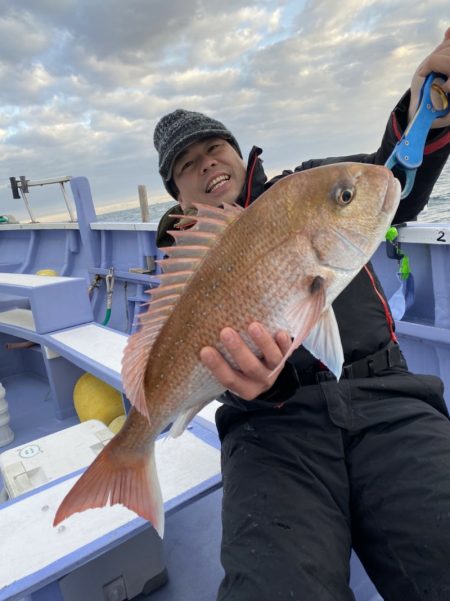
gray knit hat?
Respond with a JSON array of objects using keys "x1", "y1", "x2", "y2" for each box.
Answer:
[{"x1": 154, "y1": 108, "x2": 242, "y2": 199}]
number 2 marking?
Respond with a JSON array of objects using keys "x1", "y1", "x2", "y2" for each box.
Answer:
[{"x1": 437, "y1": 231, "x2": 447, "y2": 243}]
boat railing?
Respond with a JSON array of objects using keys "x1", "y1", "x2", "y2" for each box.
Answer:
[{"x1": 8, "y1": 175, "x2": 75, "y2": 223}]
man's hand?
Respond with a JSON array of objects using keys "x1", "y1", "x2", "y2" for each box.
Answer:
[
  {"x1": 409, "y1": 28, "x2": 450, "y2": 128},
  {"x1": 199, "y1": 322, "x2": 292, "y2": 401}
]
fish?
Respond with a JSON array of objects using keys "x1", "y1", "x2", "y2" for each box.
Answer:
[{"x1": 53, "y1": 162, "x2": 401, "y2": 537}]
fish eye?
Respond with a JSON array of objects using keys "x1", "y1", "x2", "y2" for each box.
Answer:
[{"x1": 335, "y1": 187, "x2": 354, "y2": 206}]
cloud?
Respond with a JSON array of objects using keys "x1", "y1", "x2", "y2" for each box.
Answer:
[
  {"x1": 0, "y1": 10, "x2": 49, "y2": 65},
  {"x1": 0, "y1": 0, "x2": 448, "y2": 220}
]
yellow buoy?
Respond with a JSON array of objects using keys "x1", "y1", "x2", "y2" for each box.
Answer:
[
  {"x1": 36, "y1": 269, "x2": 59, "y2": 276},
  {"x1": 73, "y1": 373, "x2": 124, "y2": 425},
  {"x1": 109, "y1": 415, "x2": 126, "y2": 434}
]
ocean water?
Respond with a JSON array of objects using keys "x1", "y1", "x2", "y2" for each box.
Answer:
[
  {"x1": 98, "y1": 200, "x2": 176, "y2": 224},
  {"x1": 98, "y1": 163, "x2": 450, "y2": 224},
  {"x1": 418, "y1": 161, "x2": 450, "y2": 223}
]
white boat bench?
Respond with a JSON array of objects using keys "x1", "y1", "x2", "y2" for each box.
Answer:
[{"x1": 0, "y1": 273, "x2": 128, "y2": 418}]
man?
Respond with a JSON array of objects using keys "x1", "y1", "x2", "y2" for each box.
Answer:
[{"x1": 153, "y1": 31, "x2": 450, "y2": 601}]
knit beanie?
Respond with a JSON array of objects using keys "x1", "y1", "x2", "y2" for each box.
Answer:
[{"x1": 154, "y1": 109, "x2": 242, "y2": 199}]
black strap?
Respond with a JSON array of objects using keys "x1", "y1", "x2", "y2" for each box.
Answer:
[{"x1": 297, "y1": 341, "x2": 407, "y2": 386}]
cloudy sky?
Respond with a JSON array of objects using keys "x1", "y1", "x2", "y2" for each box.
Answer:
[{"x1": 0, "y1": 0, "x2": 448, "y2": 220}]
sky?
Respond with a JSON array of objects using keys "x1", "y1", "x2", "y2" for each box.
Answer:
[{"x1": 0, "y1": 0, "x2": 448, "y2": 221}]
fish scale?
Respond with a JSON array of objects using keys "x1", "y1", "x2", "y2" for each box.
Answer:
[{"x1": 53, "y1": 162, "x2": 401, "y2": 537}]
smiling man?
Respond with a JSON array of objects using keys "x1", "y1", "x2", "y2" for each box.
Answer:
[
  {"x1": 152, "y1": 31, "x2": 450, "y2": 601},
  {"x1": 154, "y1": 110, "x2": 247, "y2": 211},
  {"x1": 173, "y1": 136, "x2": 247, "y2": 209}
]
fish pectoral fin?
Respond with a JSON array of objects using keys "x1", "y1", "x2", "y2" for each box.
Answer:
[
  {"x1": 53, "y1": 434, "x2": 164, "y2": 538},
  {"x1": 285, "y1": 283, "x2": 326, "y2": 351},
  {"x1": 302, "y1": 307, "x2": 344, "y2": 379},
  {"x1": 269, "y1": 285, "x2": 326, "y2": 379}
]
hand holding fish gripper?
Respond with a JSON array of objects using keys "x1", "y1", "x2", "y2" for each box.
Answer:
[
  {"x1": 384, "y1": 72, "x2": 449, "y2": 320},
  {"x1": 385, "y1": 71, "x2": 450, "y2": 199}
]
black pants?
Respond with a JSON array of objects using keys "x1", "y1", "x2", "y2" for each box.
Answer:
[{"x1": 215, "y1": 370, "x2": 450, "y2": 601}]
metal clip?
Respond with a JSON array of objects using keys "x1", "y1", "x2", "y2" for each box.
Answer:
[
  {"x1": 385, "y1": 72, "x2": 450, "y2": 198},
  {"x1": 105, "y1": 268, "x2": 115, "y2": 309},
  {"x1": 88, "y1": 274, "x2": 102, "y2": 295}
]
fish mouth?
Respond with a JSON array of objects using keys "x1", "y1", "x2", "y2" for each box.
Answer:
[
  {"x1": 381, "y1": 174, "x2": 401, "y2": 215},
  {"x1": 205, "y1": 174, "x2": 230, "y2": 193}
]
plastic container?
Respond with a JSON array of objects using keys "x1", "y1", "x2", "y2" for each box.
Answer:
[
  {"x1": 0, "y1": 419, "x2": 114, "y2": 498},
  {"x1": 0, "y1": 383, "x2": 14, "y2": 448}
]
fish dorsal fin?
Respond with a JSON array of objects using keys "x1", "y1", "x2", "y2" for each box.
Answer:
[{"x1": 121, "y1": 202, "x2": 244, "y2": 421}]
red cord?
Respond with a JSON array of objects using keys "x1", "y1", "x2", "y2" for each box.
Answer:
[{"x1": 364, "y1": 265, "x2": 398, "y2": 343}]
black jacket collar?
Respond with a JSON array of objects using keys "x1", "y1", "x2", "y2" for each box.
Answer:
[{"x1": 236, "y1": 146, "x2": 267, "y2": 208}]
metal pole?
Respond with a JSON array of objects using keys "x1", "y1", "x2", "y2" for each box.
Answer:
[
  {"x1": 138, "y1": 185, "x2": 150, "y2": 222},
  {"x1": 60, "y1": 182, "x2": 76, "y2": 222},
  {"x1": 19, "y1": 190, "x2": 38, "y2": 223}
]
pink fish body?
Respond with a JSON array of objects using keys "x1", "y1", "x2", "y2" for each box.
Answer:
[{"x1": 54, "y1": 162, "x2": 400, "y2": 536}]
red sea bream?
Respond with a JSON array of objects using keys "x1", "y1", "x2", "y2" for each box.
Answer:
[{"x1": 54, "y1": 162, "x2": 401, "y2": 536}]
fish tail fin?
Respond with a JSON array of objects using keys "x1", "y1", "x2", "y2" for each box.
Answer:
[{"x1": 53, "y1": 438, "x2": 164, "y2": 538}]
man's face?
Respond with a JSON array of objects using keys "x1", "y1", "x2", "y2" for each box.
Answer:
[{"x1": 172, "y1": 137, "x2": 246, "y2": 211}]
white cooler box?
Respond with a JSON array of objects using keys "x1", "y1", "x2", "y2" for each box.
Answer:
[{"x1": 0, "y1": 419, "x2": 114, "y2": 499}]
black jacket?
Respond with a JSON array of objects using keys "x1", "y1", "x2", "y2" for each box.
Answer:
[{"x1": 157, "y1": 91, "x2": 450, "y2": 409}]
